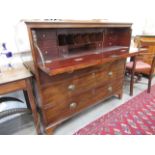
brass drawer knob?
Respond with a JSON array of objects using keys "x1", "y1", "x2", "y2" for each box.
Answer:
[
  {"x1": 108, "y1": 72, "x2": 113, "y2": 76},
  {"x1": 108, "y1": 86, "x2": 113, "y2": 92},
  {"x1": 68, "y1": 84, "x2": 75, "y2": 91},
  {"x1": 69, "y1": 102, "x2": 77, "y2": 109}
]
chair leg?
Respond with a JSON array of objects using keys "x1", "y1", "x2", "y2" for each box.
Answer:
[
  {"x1": 147, "y1": 76, "x2": 152, "y2": 93},
  {"x1": 130, "y1": 73, "x2": 134, "y2": 96},
  {"x1": 130, "y1": 56, "x2": 136, "y2": 96}
]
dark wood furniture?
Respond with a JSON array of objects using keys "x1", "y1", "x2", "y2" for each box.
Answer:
[
  {"x1": 0, "y1": 64, "x2": 40, "y2": 134},
  {"x1": 23, "y1": 20, "x2": 133, "y2": 134},
  {"x1": 126, "y1": 52, "x2": 155, "y2": 96}
]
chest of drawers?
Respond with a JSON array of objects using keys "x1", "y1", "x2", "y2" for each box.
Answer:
[
  {"x1": 22, "y1": 20, "x2": 132, "y2": 134},
  {"x1": 41, "y1": 59, "x2": 125, "y2": 126}
]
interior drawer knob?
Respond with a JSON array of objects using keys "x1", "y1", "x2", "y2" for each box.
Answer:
[
  {"x1": 69, "y1": 102, "x2": 77, "y2": 109},
  {"x1": 108, "y1": 72, "x2": 113, "y2": 76},
  {"x1": 68, "y1": 84, "x2": 75, "y2": 91},
  {"x1": 108, "y1": 86, "x2": 113, "y2": 92},
  {"x1": 92, "y1": 72, "x2": 96, "y2": 77}
]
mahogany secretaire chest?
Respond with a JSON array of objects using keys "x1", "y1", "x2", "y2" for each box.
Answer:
[{"x1": 22, "y1": 20, "x2": 132, "y2": 134}]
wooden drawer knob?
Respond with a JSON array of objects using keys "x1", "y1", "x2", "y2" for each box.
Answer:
[
  {"x1": 69, "y1": 102, "x2": 77, "y2": 109},
  {"x1": 108, "y1": 71, "x2": 113, "y2": 76},
  {"x1": 68, "y1": 84, "x2": 75, "y2": 91},
  {"x1": 109, "y1": 42, "x2": 112, "y2": 45},
  {"x1": 108, "y1": 86, "x2": 113, "y2": 92},
  {"x1": 98, "y1": 43, "x2": 101, "y2": 47}
]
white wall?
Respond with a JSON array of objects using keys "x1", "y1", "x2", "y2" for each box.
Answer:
[{"x1": 0, "y1": 0, "x2": 155, "y2": 53}]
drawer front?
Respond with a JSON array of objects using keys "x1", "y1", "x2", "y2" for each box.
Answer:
[
  {"x1": 96, "y1": 59, "x2": 125, "y2": 85},
  {"x1": 43, "y1": 89, "x2": 95, "y2": 125},
  {"x1": 43, "y1": 77, "x2": 123, "y2": 125},
  {"x1": 104, "y1": 29, "x2": 118, "y2": 46},
  {"x1": 94, "y1": 77, "x2": 124, "y2": 102},
  {"x1": 42, "y1": 77, "x2": 74, "y2": 104},
  {"x1": 71, "y1": 71, "x2": 97, "y2": 93},
  {"x1": 35, "y1": 29, "x2": 56, "y2": 41},
  {"x1": 42, "y1": 70, "x2": 97, "y2": 104}
]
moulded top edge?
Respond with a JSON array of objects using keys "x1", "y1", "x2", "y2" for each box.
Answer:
[{"x1": 24, "y1": 19, "x2": 132, "y2": 28}]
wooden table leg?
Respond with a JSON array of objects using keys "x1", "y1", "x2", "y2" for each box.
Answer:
[
  {"x1": 25, "y1": 78, "x2": 41, "y2": 134},
  {"x1": 23, "y1": 90, "x2": 31, "y2": 110}
]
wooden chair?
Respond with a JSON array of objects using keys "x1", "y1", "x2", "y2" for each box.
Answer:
[{"x1": 126, "y1": 52, "x2": 155, "y2": 96}]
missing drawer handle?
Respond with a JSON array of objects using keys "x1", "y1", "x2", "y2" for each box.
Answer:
[
  {"x1": 68, "y1": 84, "x2": 75, "y2": 91},
  {"x1": 69, "y1": 102, "x2": 77, "y2": 109},
  {"x1": 108, "y1": 86, "x2": 113, "y2": 92},
  {"x1": 108, "y1": 71, "x2": 113, "y2": 76}
]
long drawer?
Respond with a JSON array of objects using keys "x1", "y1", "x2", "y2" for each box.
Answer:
[
  {"x1": 41, "y1": 70, "x2": 97, "y2": 104},
  {"x1": 41, "y1": 59, "x2": 125, "y2": 105},
  {"x1": 43, "y1": 78, "x2": 123, "y2": 125}
]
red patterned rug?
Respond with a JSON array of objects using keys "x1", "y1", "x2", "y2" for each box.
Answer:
[{"x1": 74, "y1": 85, "x2": 155, "y2": 135}]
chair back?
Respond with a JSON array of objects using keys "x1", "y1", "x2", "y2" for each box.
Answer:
[
  {"x1": 150, "y1": 54, "x2": 155, "y2": 75},
  {"x1": 134, "y1": 37, "x2": 155, "y2": 64}
]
